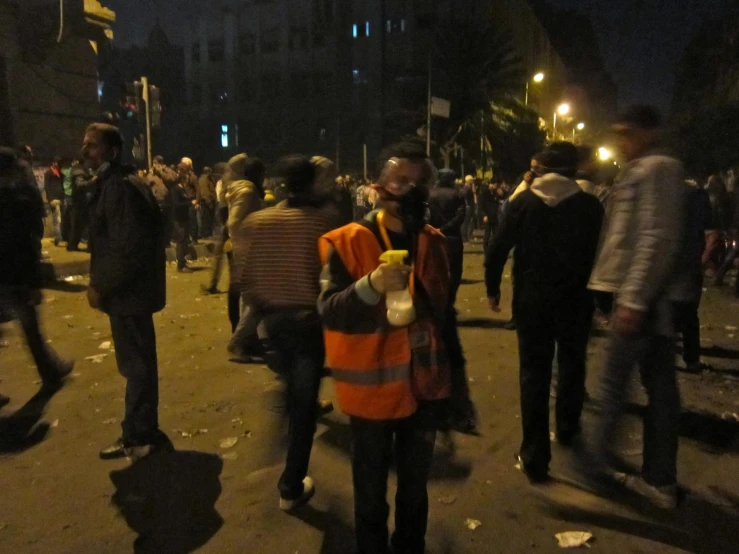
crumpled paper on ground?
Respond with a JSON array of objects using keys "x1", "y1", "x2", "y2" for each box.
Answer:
[{"x1": 555, "y1": 531, "x2": 593, "y2": 548}]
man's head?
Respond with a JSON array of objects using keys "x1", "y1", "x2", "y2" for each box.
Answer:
[
  {"x1": 202, "y1": 166, "x2": 213, "y2": 175},
  {"x1": 180, "y1": 157, "x2": 194, "y2": 171},
  {"x1": 82, "y1": 123, "x2": 123, "y2": 171},
  {"x1": 488, "y1": 181, "x2": 497, "y2": 193},
  {"x1": 275, "y1": 155, "x2": 317, "y2": 198},
  {"x1": 243, "y1": 157, "x2": 266, "y2": 191},
  {"x1": 376, "y1": 141, "x2": 435, "y2": 232},
  {"x1": 523, "y1": 171, "x2": 535, "y2": 185},
  {"x1": 613, "y1": 105, "x2": 662, "y2": 162},
  {"x1": 530, "y1": 153, "x2": 543, "y2": 176},
  {"x1": 437, "y1": 168, "x2": 456, "y2": 188},
  {"x1": 538, "y1": 142, "x2": 579, "y2": 178},
  {"x1": 311, "y1": 155, "x2": 337, "y2": 194},
  {"x1": 51, "y1": 156, "x2": 62, "y2": 170}
]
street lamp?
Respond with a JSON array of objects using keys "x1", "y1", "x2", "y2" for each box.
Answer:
[
  {"x1": 525, "y1": 72, "x2": 545, "y2": 106},
  {"x1": 573, "y1": 121, "x2": 585, "y2": 141},
  {"x1": 552, "y1": 103, "x2": 571, "y2": 138},
  {"x1": 598, "y1": 147, "x2": 612, "y2": 161}
]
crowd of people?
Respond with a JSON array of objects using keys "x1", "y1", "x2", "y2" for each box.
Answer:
[{"x1": 0, "y1": 103, "x2": 737, "y2": 553}]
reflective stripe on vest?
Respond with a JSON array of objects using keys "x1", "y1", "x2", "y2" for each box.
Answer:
[{"x1": 331, "y1": 364, "x2": 410, "y2": 386}]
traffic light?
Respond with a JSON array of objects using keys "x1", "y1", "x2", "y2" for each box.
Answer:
[{"x1": 123, "y1": 81, "x2": 144, "y2": 122}]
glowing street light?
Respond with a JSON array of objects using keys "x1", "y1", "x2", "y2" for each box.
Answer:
[
  {"x1": 598, "y1": 147, "x2": 612, "y2": 161},
  {"x1": 552, "y1": 103, "x2": 571, "y2": 138},
  {"x1": 525, "y1": 72, "x2": 545, "y2": 106},
  {"x1": 577, "y1": 122, "x2": 585, "y2": 130}
]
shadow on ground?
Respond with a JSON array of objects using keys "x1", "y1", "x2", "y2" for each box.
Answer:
[
  {"x1": 43, "y1": 281, "x2": 88, "y2": 293},
  {"x1": 109, "y1": 449, "x2": 224, "y2": 554},
  {"x1": 457, "y1": 318, "x2": 511, "y2": 330},
  {"x1": 537, "y1": 483, "x2": 739, "y2": 554},
  {"x1": 0, "y1": 385, "x2": 63, "y2": 453}
]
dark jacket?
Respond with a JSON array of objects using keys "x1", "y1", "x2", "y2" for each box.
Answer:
[
  {"x1": 485, "y1": 174, "x2": 604, "y2": 299},
  {"x1": 0, "y1": 149, "x2": 45, "y2": 288},
  {"x1": 88, "y1": 163, "x2": 166, "y2": 316},
  {"x1": 671, "y1": 184, "x2": 711, "y2": 302},
  {"x1": 428, "y1": 184, "x2": 466, "y2": 238},
  {"x1": 44, "y1": 167, "x2": 65, "y2": 202},
  {"x1": 171, "y1": 183, "x2": 192, "y2": 223},
  {"x1": 71, "y1": 165, "x2": 93, "y2": 199},
  {"x1": 478, "y1": 188, "x2": 503, "y2": 227}
]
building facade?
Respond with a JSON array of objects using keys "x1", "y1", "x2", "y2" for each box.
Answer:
[
  {"x1": 178, "y1": 0, "x2": 567, "y2": 172},
  {"x1": 0, "y1": 0, "x2": 115, "y2": 161}
]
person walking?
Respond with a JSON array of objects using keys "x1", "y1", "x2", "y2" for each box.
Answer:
[
  {"x1": 239, "y1": 155, "x2": 333, "y2": 510},
  {"x1": 67, "y1": 160, "x2": 93, "y2": 251},
  {"x1": 197, "y1": 166, "x2": 216, "y2": 238},
  {"x1": 178, "y1": 157, "x2": 200, "y2": 243},
  {"x1": 461, "y1": 175, "x2": 476, "y2": 242},
  {"x1": 0, "y1": 147, "x2": 73, "y2": 400},
  {"x1": 585, "y1": 106, "x2": 686, "y2": 509},
  {"x1": 44, "y1": 157, "x2": 65, "y2": 247},
  {"x1": 82, "y1": 124, "x2": 169, "y2": 462},
  {"x1": 203, "y1": 161, "x2": 231, "y2": 295},
  {"x1": 226, "y1": 155, "x2": 266, "y2": 352},
  {"x1": 171, "y1": 173, "x2": 194, "y2": 273},
  {"x1": 485, "y1": 142, "x2": 604, "y2": 482},
  {"x1": 318, "y1": 141, "x2": 452, "y2": 554}
]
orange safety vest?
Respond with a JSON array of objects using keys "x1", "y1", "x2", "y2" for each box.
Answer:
[{"x1": 319, "y1": 220, "x2": 452, "y2": 420}]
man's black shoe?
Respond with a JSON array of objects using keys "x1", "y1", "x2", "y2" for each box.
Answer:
[
  {"x1": 100, "y1": 437, "x2": 126, "y2": 460},
  {"x1": 516, "y1": 453, "x2": 550, "y2": 484},
  {"x1": 201, "y1": 284, "x2": 220, "y2": 295}
]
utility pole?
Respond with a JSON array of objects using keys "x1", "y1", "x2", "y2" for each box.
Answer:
[{"x1": 141, "y1": 76, "x2": 152, "y2": 169}]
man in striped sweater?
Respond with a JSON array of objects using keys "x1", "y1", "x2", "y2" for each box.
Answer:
[{"x1": 238, "y1": 155, "x2": 333, "y2": 511}]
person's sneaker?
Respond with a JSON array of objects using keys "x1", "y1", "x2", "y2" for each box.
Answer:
[
  {"x1": 615, "y1": 473, "x2": 678, "y2": 510},
  {"x1": 504, "y1": 320, "x2": 517, "y2": 331},
  {"x1": 100, "y1": 437, "x2": 127, "y2": 460},
  {"x1": 279, "y1": 477, "x2": 315, "y2": 511}
]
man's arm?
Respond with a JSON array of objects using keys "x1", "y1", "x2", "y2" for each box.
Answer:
[
  {"x1": 484, "y1": 198, "x2": 522, "y2": 301},
  {"x1": 317, "y1": 243, "x2": 386, "y2": 333},
  {"x1": 440, "y1": 195, "x2": 467, "y2": 234},
  {"x1": 619, "y1": 158, "x2": 685, "y2": 312}
]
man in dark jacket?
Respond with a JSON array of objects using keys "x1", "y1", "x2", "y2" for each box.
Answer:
[
  {"x1": 0, "y1": 147, "x2": 73, "y2": 401},
  {"x1": 82, "y1": 124, "x2": 168, "y2": 462},
  {"x1": 428, "y1": 169, "x2": 466, "y2": 304},
  {"x1": 171, "y1": 174, "x2": 194, "y2": 272},
  {"x1": 67, "y1": 160, "x2": 93, "y2": 251},
  {"x1": 486, "y1": 142, "x2": 604, "y2": 482},
  {"x1": 44, "y1": 157, "x2": 65, "y2": 246},
  {"x1": 478, "y1": 180, "x2": 504, "y2": 252}
]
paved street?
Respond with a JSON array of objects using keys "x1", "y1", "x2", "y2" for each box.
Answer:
[{"x1": 1, "y1": 241, "x2": 738, "y2": 554}]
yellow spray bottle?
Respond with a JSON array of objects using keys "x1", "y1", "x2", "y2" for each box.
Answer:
[{"x1": 378, "y1": 250, "x2": 416, "y2": 327}]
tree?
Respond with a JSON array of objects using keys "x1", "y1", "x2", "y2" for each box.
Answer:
[{"x1": 431, "y1": 12, "x2": 524, "y2": 169}]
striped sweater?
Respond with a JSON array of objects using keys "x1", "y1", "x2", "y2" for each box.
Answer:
[{"x1": 238, "y1": 201, "x2": 334, "y2": 310}]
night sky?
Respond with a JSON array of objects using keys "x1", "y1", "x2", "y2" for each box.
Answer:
[{"x1": 106, "y1": 0, "x2": 728, "y2": 115}]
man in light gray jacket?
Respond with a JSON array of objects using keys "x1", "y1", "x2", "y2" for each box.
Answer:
[{"x1": 586, "y1": 106, "x2": 685, "y2": 509}]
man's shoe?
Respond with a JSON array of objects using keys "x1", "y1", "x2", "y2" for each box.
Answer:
[
  {"x1": 317, "y1": 399, "x2": 334, "y2": 417},
  {"x1": 615, "y1": 473, "x2": 678, "y2": 510},
  {"x1": 279, "y1": 477, "x2": 315, "y2": 511},
  {"x1": 515, "y1": 453, "x2": 549, "y2": 484},
  {"x1": 504, "y1": 320, "x2": 517, "y2": 331},
  {"x1": 177, "y1": 266, "x2": 195, "y2": 274},
  {"x1": 201, "y1": 284, "x2": 220, "y2": 295},
  {"x1": 125, "y1": 438, "x2": 174, "y2": 463},
  {"x1": 100, "y1": 437, "x2": 127, "y2": 460}
]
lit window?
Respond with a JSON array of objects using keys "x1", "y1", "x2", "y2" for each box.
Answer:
[
  {"x1": 365, "y1": 21, "x2": 370, "y2": 36},
  {"x1": 352, "y1": 22, "x2": 370, "y2": 38},
  {"x1": 401, "y1": 19, "x2": 406, "y2": 32},
  {"x1": 352, "y1": 24, "x2": 358, "y2": 38},
  {"x1": 221, "y1": 125, "x2": 229, "y2": 148}
]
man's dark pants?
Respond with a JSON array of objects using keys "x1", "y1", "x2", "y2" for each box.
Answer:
[
  {"x1": 61, "y1": 196, "x2": 74, "y2": 243},
  {"x1": 109, "y1": 313, "x2": 159, "y2": 446},
  {"x1": 173, "y1": 219, "x2": 190, "y2": 269},
  {"x1": 446, "y1": 236, "x2": 464, "y2": 307},
  {"x1": 516, "y1": 287, "x2": 593, "y2": 475},
  {"x1": 350, "y1": 405, "x2": 437, "y2": 554},
  {"x1": 208, "y1": 207, "x2": 229, "y2": 291},
  {"x1": 594, "y1": 327, "x2": 679, "y2": 487},
  {"x1": 673, "y1": 300, "x2": 700, "y2": 366},
  {"x1": 263, "y1": 310, "x2": 324, "y2": 500},
  {"x1": 68, "y1": 194, "x2": 89, "y2": 250}
]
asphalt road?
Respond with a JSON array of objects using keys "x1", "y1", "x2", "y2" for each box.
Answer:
[{"x1": 1, "y1": 241, "x2": 738, "y2": 554}]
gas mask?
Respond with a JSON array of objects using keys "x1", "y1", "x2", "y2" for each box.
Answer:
[
  {"x1": 396, "y1": 186, "x2": 429, "y2": 234},
  {"x1": 378, "y1": 157, "x2": 435, "y2": 234}
]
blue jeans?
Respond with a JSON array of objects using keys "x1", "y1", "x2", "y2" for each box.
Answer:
[
  {"x1": 50, "y1": 201, "x2": 63, "y2": 243},
  {"x1": 263, "y1": 310, "x2": 325, "y2": 500},
  {"x1": 593, "y1": 330, "x2": 679, "y2": 486}
]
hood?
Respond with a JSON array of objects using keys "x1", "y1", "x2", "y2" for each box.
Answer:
[
  {"x1": 225, "y1": 179, "x2": 255, "y2": 204},
  {"x1": 529, "y1": 173, "x2": 582, "y2": 207},
  {"x1": 222, "y1": 154, "x2": 248, "y2": 190},
  {"x1": 437, "y1": 169, "x2": 456, "y2": 188}
]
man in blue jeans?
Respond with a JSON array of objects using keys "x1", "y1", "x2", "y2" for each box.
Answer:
[
  {"x1": 586, "y1": 106, "x2": 685, "y2": 509},
  {"x1": 238, "y1": 155, "x2": 333, "y2": 510}
]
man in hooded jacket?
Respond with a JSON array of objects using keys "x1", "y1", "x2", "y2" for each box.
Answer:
[{"x1": 485, "y1": 142, "x2": 604, "y2": 483}]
